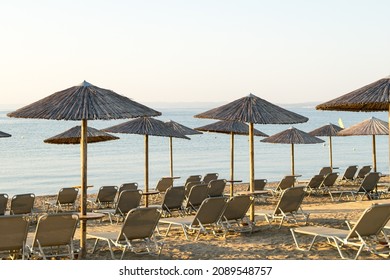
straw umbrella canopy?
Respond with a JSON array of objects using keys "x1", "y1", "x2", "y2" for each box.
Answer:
[
  {"x1": 44, "y1": 125, "x2": 119, "y2": 144},
  {"x1": 164, "y1": 120, "x2": 202, "y2": 177},
  {"x1": 7, "y1": 80, "x2": 161, "y2": 258},
  {"x1": 194, "y1": 93, "x2": 308, "y2": 221},
  {"x1": 337, "y1": 117, "x2": 388, "y2": 172},
  {"x1": 195, "y1": 120, "x2": 268, "y2": 197},
  {"x1": 316, "y1": 75, "x2": 390, "y2": 174},
  {"x1": 103, "y1": 117, "x2": 190, "y2": 207},
  {"x1": 309, "y1": 123, "x2": 343, "y2": 169},
  {"x1": 261, "y1": 127, "x2": 324, "y2": 176},
  {"x1": 0, "y1": 131, "x2": 11, "y2": 138}
]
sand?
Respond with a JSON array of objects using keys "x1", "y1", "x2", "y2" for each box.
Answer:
[{"x1": 3, "y1": 180, "x2": 390, "y2": 261}]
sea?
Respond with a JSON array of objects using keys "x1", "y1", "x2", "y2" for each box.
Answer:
[{"x1": 0, "y1": 103, "x2": 389, "y2": 197}]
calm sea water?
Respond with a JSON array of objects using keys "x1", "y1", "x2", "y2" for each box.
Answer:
[{"x1": 0, "y1": 104, "x2": 388, "y2": 196}]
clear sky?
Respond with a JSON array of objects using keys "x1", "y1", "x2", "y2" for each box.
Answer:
[{"x1": 1, "y1": 0, "x2": 389, "y2": 106}]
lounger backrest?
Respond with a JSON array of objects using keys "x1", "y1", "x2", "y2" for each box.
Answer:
[
  {"x1": 32, "y1": 213, "x2": 78, "y2": 247},
  {"x1": 97, "y1": 186, "x2": 118, "y2": 204},
  {"x1": 185, "y1": 181, "x2": 202, "y2": 197},
  {"x1": 319, "y1": 167, "x2": 332, "y2": 176},
  {"x1": 57, "y1": 188, "x2": 79, "y2": 204},
  {"x1": 115, "y1": 190, "x2": 142, "y2": 215},
  {"x1": 0, "y1": 193, "x2": 8, "y2": 215},
  {"x1": 185, "y1": 184, "x2": 209, "y2": 208},
  {"x1": 202, "y1": 173, "x2": 219, "y2": 184},
  {"x1": 277, "y1": 176, "x2": 295, "y2": 191},
  {"x1": 155, "y1": 177, "x2": 174, "y2": 193},
  {"x1": 222, "y1": 195, "x2": 253, "y2": 221},
  {"x1": 10, "y1": 193, "x2": 35, "y2": 215},
  {"x1": 347, "y1": 203, "x2": 390, "y2": 239},
  {"x1": 191, "y1": 197, "x2": 227, "y2": 227},
  {"x1": 321, "y1": 172, "x2": 339, "y2": 188},
  {"x1": 274, "y1": 186, "x2": 306, "y2": 215},
  {"x1": 185, "y1": 175, "x2": 202, "y2": 186},
  {"x1": 207, "y1": 179, "x2": 226, "y2": 197},
  {"x1": 162, "y1": 186, "x2": 185, "y2": 211},
  {"x1": 247, "y1": 179, "x2": 268, "y2": 191},
  {"x1": 342, "y1": 165, "x2": 358, "y2": 180},
  {"x1": 307, "y1": 175, "x2": 324, "y2": 190},
  {"x1": 356, "y1": 165, "x2": 372, "y2": 179},
  {"x1": 118, "y1": 183, "x2": 138, "y2": 194},
  {"x1": 357, "y1": 172, "x2": 380, "y2": 193},
  {"x1": 118, "y1": 207, "x2": 161, "y2": 241},
  {"x1": 0, "y1": 215, "x2": 29, "y2": 251}
]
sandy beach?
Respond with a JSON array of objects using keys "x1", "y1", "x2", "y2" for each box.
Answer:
[{"x1": 6, "y1": 180, "x2": 389, "y2": 261}]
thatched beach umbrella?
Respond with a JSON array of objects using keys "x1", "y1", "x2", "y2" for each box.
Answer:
[
  {"x1": 316, "y1": 76, "x2": 390, "y2": 174},
  {"x1": 195, "y1": 120, "x2": 268, "y2": 197},
  {"x1": 309, "y1": 123, "x2": 343, "y2": 169},
  {"x1": 164, "y1": 120, "x2": 202, "y2": 177},
  {"x1": 337, "y1": 117, "x2": 388, "y2": 172},
  {"x1": 103, "y1": 117, "x2": 189, "y2": 206},
  {"x1": 0, "y1": 131, "x2": 11, "y2": 138},
  {"x1": 7, "y1": 80, "x2": 161, "y2": 258},
  {"x1": 44, "y1": 125, "x2": 119, "y2": 144},
  {"x1": 194, "y1": 93, "x2": 308, "y2": 221},
  {"x1": 261, "y1": 127, "x2": 324, "y2": 176}
]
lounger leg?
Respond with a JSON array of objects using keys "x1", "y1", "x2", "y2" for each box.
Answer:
[{"x1": 290, "y1": 229, "x2": 319, "y2": 251}]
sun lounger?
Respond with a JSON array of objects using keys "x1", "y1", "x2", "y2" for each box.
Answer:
[
  {"x1": 0, "y1": 193, "x2": 8, "y2": 215},
  {"x1": 27, "y1": 213, "x2": 79, "y2": 259},
  {"x1": 270, "y1": 175, "x2": 296, "y2": 197},
  {"x1": 160, "y1": 186, "x2": 185, "y2": 217},
  {"x1": 256, "y1": 186, "x2": 309, "y2": 228},
  {"x1": 318, "y1": 172, "x2": 339, "y2": 195},
  {"x1": 290, "y1": 203, "x2": 390, "y2": 259},
  {"x1": 339, "y1": 165, "x2": 358, "y2": 183},
  {"x1": 154, "y1": 177, "x2": 174, "y2": 194},
  {"x1": 236, "y1": 179, "x2": 270, "y2": 202},
  {"x1": 159, "y1": 197, "x2": 227, "y2": 240},
  {"x1": 88, "y1": 207, "x2": 163, "y2": 259},
  {"x1": 94, "y1": 190, "x2": 142, "y2": 224},
  {"x1": 220, "y1": 195, "x2": 254, "y2": 234},
  {"x1": 0, "y1": 215, "x2": 29, "y2": 259},
  {"x1": 182, "y1": 183, "x2": 209, "y2": 214},
  {"x1": 302, "y1": 174, "x2": 325, "y2": 196},
  {"x1": 318, "y1": 166, "x2": 332, "y2": 176},
  {"x1": 9, "y1": 193, "x2": 35, "y2": 218},
  {"x1": 88, "y1": 185, "x2": 118, "y2": 209},
  {"x1": 329, "y1": 172, "x2": 381, "y2": 201},
  {"x1": 207, "y1": 179, "x2": 227, "y2": 197},
  {"x1": 184, "y1": 175, "x2": 202, "y2": 186},
  {"x1": 45, "y1": 187, "x2": 79, "y2": 212},
  {"x1": 202, "y1": 173, "x2": 219, "y2": 184},
  {"x1": 355, "y1": 165, "x2": 372, "y2": 181}
]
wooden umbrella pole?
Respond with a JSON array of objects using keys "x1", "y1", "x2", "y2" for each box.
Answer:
[
  {"x1": 291, "y1": 143, "x2": 295, "y2": 176},
  {"x1": 373, "y1": 134, "x2": 377, "y2": 172},
  {"x1": 145, "y1": 134, "x2": 149, "y2": 207},
  {"x1": 80, "y1": 119, "x2": 88, "y2": 259},
  {"x1": 230, "y1": 132, "x2": 234, "y2": 198},
  {"x1": 249, "y1": 123, "x2": 255, "y2": 222},
  {"x1": 329, "y1": 135, "x2": 333, "y2": 170},
  {"x1": 169, "y1": 136, "x2": 173, "y2": 177}
]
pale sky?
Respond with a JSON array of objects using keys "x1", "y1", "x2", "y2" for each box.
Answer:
[{"x1": 1, "y1": 0, "x2": 389, "y2": 106}]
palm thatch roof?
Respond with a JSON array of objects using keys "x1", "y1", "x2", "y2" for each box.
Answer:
[
  {"x1": 44, "y1": 126, "x2": 119, "y2": 144},
  {"x1": 261, "y1": 127, "x2": 324, "y2": 144},
  {"x1": 7, "y1": 81, "x2": 161, "y2": 120},
  {"x1": 309, "y1": 123, "x2": 343, "y2": 137},
  {"x1": 103, "y1": 117, "x2": 190, "y2": 139},
  {"x1": 194, "y1": 93, "x2": 308, "y2": 124},
  {"x1": 165, "y1": 120, "x2": 202, "y2": 136},
  {"x1": 316, "y1": 76, "x2": 390, "y2": 112},
  {"x1": 337, "y1": 117, "x2": 388, "y2": 136},
  {"x1": 195, "y1": 120, "x2": 268, "y2": 136},
  {"x1": 0, "y1": 131, "x2": 11, "y2": 138}
]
